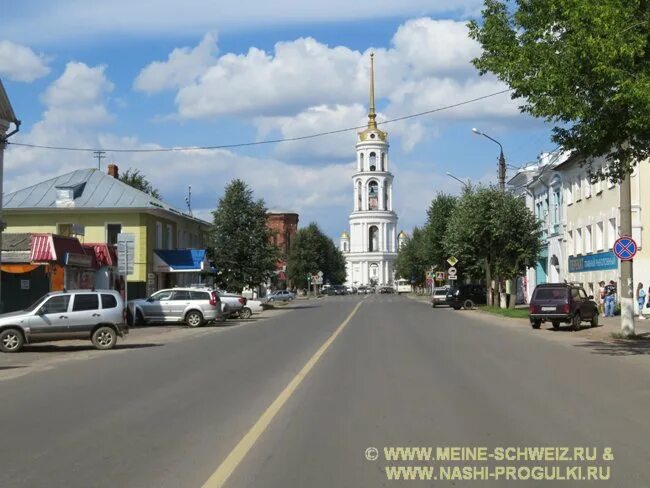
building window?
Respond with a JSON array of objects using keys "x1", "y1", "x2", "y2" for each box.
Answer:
[
  {"x1": 576, "y1": 228, "x2": 583, "y2": 255},
  {"x1": 368, "y1": 181, "x2": 378, "y2": 210},
  {"x1": 368, "y1": 225, "x2": 379, "y2": 252},
  {"x1": 384, "y1": 183, "x2": 389, "y2": 210},
  {"x1": 381, "y1": 153, "x2": 386, "y2": 171},
  {"x1": 166, "y1": 224, "x2": 173, "y2": 249},
  {"x1": 584, "y1": 176, "x2": 592, "y2": 198},
  {"x1": 106, "y1": 223, "x2": 122, "y2": 246},
  {"x1": 596, "y1": 221, "x2": 604, "y2": 251},
  {"x1": 357, "y1": 181, "x2": 362, "y2": 210},
  {"x1": 369, "y1": 152, "x2": 376, "y2": 171},
  {"x1": 607, "y1": 218, "x2": 617, "y2": 249},
  {"x1": 156, "y1": 222, "x2": 163, "y2": 248},
  {"x1": 574, "y1": 178, "x2": 582, "y2": 202},
  {"x1": 585, "y1": 225, "x2": 592, "y2": 253},
  {"x1": 567, "y1": 230, "x2": 574, "y2": 256},
  {"x1": 343, "y1": 242, "x2": 348, "y2": 252},
  {"x1": 57, "y1": 223, "x2": 74, "y2": 237},
  {"x1": 359, "y1": 153, "x2": 364, "y2": 171}
]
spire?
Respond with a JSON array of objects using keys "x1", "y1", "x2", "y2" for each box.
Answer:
[{"x1": 367, "y1": 53, "x2": 377, "y2": 129}]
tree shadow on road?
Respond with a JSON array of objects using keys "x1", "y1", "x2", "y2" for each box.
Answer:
[
  {"x1": 573, "y1": 336, "x2": 650, "y2": 356},
  {"x1": 0, "y1": 366, "x2": 25, "y2": 370}
]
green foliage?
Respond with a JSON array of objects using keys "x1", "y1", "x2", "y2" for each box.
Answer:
[
  {"x1": 119, "y1": 169, "x2": 162, "y2": 199},
  {"x1": 286, "y1": 223, "x2": 346, "y2": 289},
  {"x1": 422, "y1": 193, "x2": 458, "y2": 269},
  {"x1": 479, "y1": 305, "x2": 530, "y2": 319},
  {"x1": 209, "y1": 179, "x2": 279, "y2": 293},
  {"x1": 395, "y1": 227, "x2": 428, "y2": 286},
  {"x1": 445, "y1": 186, "x2": 542, "y2": 280},
  {"x1": 468, "y1": 0, "x2": 650, "y2": 181}
]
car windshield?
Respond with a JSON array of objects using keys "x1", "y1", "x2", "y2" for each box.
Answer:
[{"x1": 23, "y1": 294, "x2": 49, "y2": 312}]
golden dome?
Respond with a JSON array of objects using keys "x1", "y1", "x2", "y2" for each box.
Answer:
[
  {"x1": 398, "y1": 230, "x2": 408, "y2": 239},
  {"x1": 341, "y1": 231, "x2": 350, "y2": 238}
]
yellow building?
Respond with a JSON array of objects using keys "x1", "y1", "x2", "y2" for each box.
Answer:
[
  {"x1": 3, "y1": 165, "x2": 210, "y2": 298},
  {"x1": 556, "y1": 155, "x2": 649, "y2": 313}
]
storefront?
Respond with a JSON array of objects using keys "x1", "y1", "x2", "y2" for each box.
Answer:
[
  {"x1": 152, "y1": 249, "x2": 210, "y2": 292},
  {"x1": 30, "y1": 234, "x2": 97, "y2": 291},
  {"x1": 83, "y1": 243, "x2": 119, "y2": 291},
  {"x1": 568, "y1": 250, "x2": 618, "y2": 297}
]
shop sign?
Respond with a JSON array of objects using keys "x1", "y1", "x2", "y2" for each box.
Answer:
[
  {"x1": 20, "y1": 279, "x2": 30, "y2": 290},
  {"x1": 568, "y1": 251, "x2": 617, "y2": 273},
  {"x1": 64, "y1": 252, "x2": 93, "y2": 268}
]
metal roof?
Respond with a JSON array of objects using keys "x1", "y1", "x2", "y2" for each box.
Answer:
[
  {"x1": 3, "y1": 168, "x2": 208, "y2": 225},
  {"x1": 0, "y1": 79, "x2": 18, "y2": 126}
]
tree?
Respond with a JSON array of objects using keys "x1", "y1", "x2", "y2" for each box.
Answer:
[
  {"x1": 445, "y1": 186, "x2": 542, "y2": 306},
  {"x1": 395, "y1": 227, "x2": 428, "y2": 287},
  {"x1": 422, "y1": 193, "x2": 458, "y2": 270},
  {"x1": 209, "y1": 179, "x2": 279, "y2": 293},
  {"x1": 119, "y1": 169, "x2": 162, "y2": 199},
  {"x1": 286, "y1": 223, "x2": 346, "y2": 289},
  {"x1": 468, "y1": 0, "x2": 650, "y2": 181}
]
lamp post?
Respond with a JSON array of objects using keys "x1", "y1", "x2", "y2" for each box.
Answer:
[
  {"x1": 472, "y1": 128, "x2": 506, "y2": 192},
  {"x1": 445, "y1": 172, "x2": 471, "y2": 190}
]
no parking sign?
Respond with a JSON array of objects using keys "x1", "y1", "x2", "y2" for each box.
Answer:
[{"x1": 613, "y1": 237, "x2": 637, "y2": 261}]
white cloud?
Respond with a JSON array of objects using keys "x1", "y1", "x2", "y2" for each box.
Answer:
[
  {"x1": 134, "y1": 32, "x2": 218, "y2": 93},
  {"x1": 0, "y1": 40, "x2": 50, "y2": 82}
]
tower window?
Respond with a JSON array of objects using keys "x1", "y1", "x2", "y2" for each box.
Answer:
[
  {"x1": 368, "y1": 181, "x2": 378, "y2": 210},
  {"x1": 384, "y1": 183, "x2": 389, "y2": 210},
  {"x1": 357, "y1": 181, "x2": 362, "y2": 210},
  {"x1": 369, "y1": 226, "x2": 379, "y2": 252},
  {"x1": 381, "y1": 153, "x2": 386, "y2": 171},
  {"x1": 359, "y1": 153, "x2": 364, "y2": 171},
  {"x1": 369, "y1": 152, "x2": 376, "y2": 171}
]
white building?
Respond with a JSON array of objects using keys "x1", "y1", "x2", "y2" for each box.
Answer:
[{"x1": 340, "y1": 54, "x2": 398, "y2": 287}]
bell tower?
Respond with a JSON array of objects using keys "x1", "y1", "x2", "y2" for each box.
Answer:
[{"x1": 341, "y1": 54, "x2": 398, "y2": 287}]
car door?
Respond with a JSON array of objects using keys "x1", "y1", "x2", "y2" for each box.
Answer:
[
  {"x1": 27, "y1": 294, "x2": 72, "y2": 341},
  {"x1": 141, "y1": 290, "x2": 174, "y2": 322},
  {"x1": 169, "y1": 290, "x2": 192, "y2": 322},
  {"x1": 578, "y1": 288, "x2": 594, "y2": 317},
  {"x1": 67, "y1": 293, "x2": 101, "y2": 338}
]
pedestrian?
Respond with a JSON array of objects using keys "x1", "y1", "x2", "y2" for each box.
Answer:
[
  {"x1": 637, "y1": 283, "x2": 646, "y2": 320},
  {"x1": 604, "y1": 280, "x2": 617, "y2": 317},
  {"x1": 597, "y1": 280, "x2": 606, "y2": 318}
]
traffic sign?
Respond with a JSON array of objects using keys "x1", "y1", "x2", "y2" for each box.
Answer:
[
  {"x1": 317, "y1": 270, "x2": 324, "y2": 277},
  {"x1": 613, "y1": 237, "x2": 637, "y2": 261},
  {"x1": 448, "y1": 275, "x2": 458, "y2": 280},
  {"x1": 311, "y1": 275, "x2": 323, "y2": 285},
  {"x1": 435, "y1": 271, "x2": 446, "y2": 281},
  {"x1": 448, "y1": 266, "x2": 457, "y2": 276},
  {"x1": 447, "y1": 256, "x2": 458, "y2": 266},
  {"x1": 117, "y1": 233, "x2": 135, "y2": 275}
]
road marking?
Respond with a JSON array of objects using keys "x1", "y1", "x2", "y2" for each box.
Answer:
[{"x1": 201, "y1": 300, "x2": 364, "y2": 488}]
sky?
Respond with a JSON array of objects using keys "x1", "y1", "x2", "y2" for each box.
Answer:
[{"x1": 0, "y1": 0, "x2": 556, "y2": 240}]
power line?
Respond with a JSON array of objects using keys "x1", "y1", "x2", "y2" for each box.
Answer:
[{"x1": 7, "y1": 88, "x2": 514, "y2": 154}]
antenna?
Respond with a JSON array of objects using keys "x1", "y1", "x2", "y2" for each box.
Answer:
[
  {"x1": 93, "y1": 150, "x2": 106, "y2": 170},
  {"x1": 185, "y1": 185, "x2": 193, "y2": 216}
]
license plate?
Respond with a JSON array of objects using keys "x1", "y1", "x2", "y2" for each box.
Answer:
[{"x1": 541, "y1": 306, "x2": 556, "y2": 311}]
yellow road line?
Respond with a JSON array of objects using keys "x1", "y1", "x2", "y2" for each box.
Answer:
[{"x1": 201, "y1": 300, "x2": 364, "y2": 488}]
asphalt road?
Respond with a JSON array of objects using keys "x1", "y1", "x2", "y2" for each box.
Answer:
[{"x1": 1, "y1": 295, "x2": 649, "y2": 487}]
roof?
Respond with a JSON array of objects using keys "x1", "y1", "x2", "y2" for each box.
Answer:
[
  {"x1": 0, "y1": 79, "x2": 18, "y2": 127},
  {"x1": 153, "y1": 249, "x2": 209, "y2": 273},
  {"x1": 3, "y1": 168, "x2": 208, "y2": 225},
  {"x1": 341, "y1": 231, "x2": 349, "y2": 238},
  {"x1": 1, "y1": 233, "x2": 31, "y2": 251},
  {"x1": 30, "y1": 233, "x2": 89, "y2": 265}
]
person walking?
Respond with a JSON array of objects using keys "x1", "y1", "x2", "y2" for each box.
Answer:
[
  {"x1": 637, "y1": 283, "x2": 646, "y2": 320},
  {"x1": 604, "y1": 280, "x2": 617, "y2": 317},
  {"x1": 598, "y1": 280, "x2": 606, "y2": 318}
]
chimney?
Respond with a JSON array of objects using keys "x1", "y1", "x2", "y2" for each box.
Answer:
[{"x1": 107, "y1": 163, "x2": 119, "y2": 179}]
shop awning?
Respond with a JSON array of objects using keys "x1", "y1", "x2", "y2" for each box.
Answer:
[
  {"x1": 83, "y1": 243, "x2": 117, "y2": 268},
  {"x1": 30, "y1": 234, "x2": 92, "y2": 266},
  {"x1": 153, "y1": 249, "x2": 209, "y2": 273}
]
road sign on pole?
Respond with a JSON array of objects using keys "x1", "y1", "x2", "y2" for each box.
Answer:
[
  {"x1": 448, "y1": 267, "x2": 457, "y2": 276},
  {"x1": 435, "y1": 271, "x2": 446, "y2": 281},
  {"x1": 448, "y1": 275, "x2": 458, "y2": 280},
  {"x1": 447, "y1": 256, "x2": 458, "y2": 267},
  {"x1": 613, "y1": 237, "x2": 637, "y2": 261}
]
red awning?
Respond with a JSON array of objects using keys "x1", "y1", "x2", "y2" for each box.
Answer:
[
  {"x1": 30, "y1": 234, "x2": 94, "y2": 267},
  {"x1": 83, "y1": 243, "x2": 117, "y2": 268}
]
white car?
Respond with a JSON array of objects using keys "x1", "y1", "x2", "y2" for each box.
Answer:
[{"x1": 244, "y1": 300, "x2": 264, "y2": 315}]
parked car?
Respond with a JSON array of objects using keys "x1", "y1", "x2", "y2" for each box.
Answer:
[
  {"x1": 333, "y1": 285, "x2": 348, "y2": 295},
  {"x1": 265, "y1": 290, "x2": 296, "y2": 302},
  {"x1": 357, "y1": 286, "x2": 370, "y2": 294},
  {"x1": 0, "y1": 290, "x2": 128, "y2": 353},
  {"x1": 431, "y1": 287, "x2": 450, "y2": 307},
  {"x1": 378, "y1": 286, "x2": 395, "y2": 294},
  {"x1": 128, "y1": 287, "x2": 224, "y2": 327},
  {"x1": 243, "y1": 299, "x2": 264, "y2": 316},
  {"x1": 218, "y1": 292, "x2": 248, "y2": 318},
  {"x1": 529, "y1": 283, "x2": 599, "y2": 330},
  {"x1": 346, "y1": 286, "x2": 357, "y2": 294},
  {"x1": 446, "y1": 285, "x2": 487, "y2": 310}
]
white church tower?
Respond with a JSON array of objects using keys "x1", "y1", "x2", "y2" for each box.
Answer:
[{"x1": 341, "y1": 54, "x2": 398, "y2": 287}]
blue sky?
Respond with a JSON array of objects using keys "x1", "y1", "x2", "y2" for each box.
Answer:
[{"x1": 1, "y1": 0, "x2": 556, "y2": 240}]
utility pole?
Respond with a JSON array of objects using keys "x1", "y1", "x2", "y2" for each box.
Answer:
[
  {"x1": 498, "y1": 148, "x2": 506, "y2": 192},
  {"x1": 93, "y1": 150, "x2": 106, "y2": 170},
  {"x1": 619, "y1": 174, "x2": 635, "y2": 336}
]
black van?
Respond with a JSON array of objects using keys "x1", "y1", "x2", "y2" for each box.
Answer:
[
  {"x1": 529, "y1": 283, "x2": 599, "y2": 330},
  {"x1": 446, "y1": 285, "x2": 487, "y2": 310}
]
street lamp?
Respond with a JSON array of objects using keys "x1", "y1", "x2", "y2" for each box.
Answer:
[
  {"x1": 445, "y1": 172, "x2": 471, "y2": 190},
  {"x1": 472, "y1": 128, "x2": 506, "y2": 192}
]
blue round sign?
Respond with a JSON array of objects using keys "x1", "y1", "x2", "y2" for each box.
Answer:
[{"x1": 613, "y1": 237, "x2": 637, "y2": 261}]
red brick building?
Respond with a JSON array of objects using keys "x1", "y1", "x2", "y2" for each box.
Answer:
[{"x1": 266, "y1": 211, "x2": 299, "y2": 283}]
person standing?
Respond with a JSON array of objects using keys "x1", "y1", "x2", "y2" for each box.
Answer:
[
  {"x1": 597, "y1": 280, "x2": 606, "y2": 318},
  {"x1": 604, "y1": 280, "x2": 617, "y2": 317},
  {"x1": 637, "y1": 282, "x2": 646, "y2": 320}
]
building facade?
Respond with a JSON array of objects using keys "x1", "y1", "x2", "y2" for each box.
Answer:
[
  {"x1": 340, "y1": 55, "x2": 398, "y2": 287},
  {"x1": 266, "y1": 211, "x2": 299, "y2": 285}
]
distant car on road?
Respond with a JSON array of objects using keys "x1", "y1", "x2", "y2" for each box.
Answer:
[
  {"x1": 357, "y1": 286, "x2": 370, "y2": 294},
  {"x1": 395, "y1": 279, "x2": 413, "y2": 294},
  {"x1": 378, "y1": 286, "x2": 395, "y2": 294},
  {"x1": 529, "y1": 283, "x2": 599, "y2": 330},
  {"x1": 0, "y1": 290, "x2": 128, "y2": 353},
  {"x1": 265, "y1": 290, "x2": 296, "y2": 302},
  {"x1": 128, "y1": 288, "x2": 223, "y2": 327},
  {"x1": 446, "y1": 285, "x2": 486, "y2": 310},
  {"x1": 431, "y1": 287, "x2": 450, "y2": 307}
]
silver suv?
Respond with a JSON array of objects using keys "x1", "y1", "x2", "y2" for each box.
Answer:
[
  {"x1": 127, "y1": 287, "x2": 223, "y2": 327},
  {"x1": 0, "y1": 290, "x2": 128, "y2": 353}
]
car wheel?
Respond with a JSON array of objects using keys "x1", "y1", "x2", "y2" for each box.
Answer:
[
  {"x1": 572, "y1": 313, "x2": 582, "y2": 331},
  {"x1": 590, "y1": 313, "x2": 599, "y2": 328},
  {"x1": 531, "y1": 320, "x2": 542, "y2": 329},
  {"x1": 432, "y1": 303, "x2": 436, "y2": 308},
  {"x1": 240, "y1": 307, "x2": 253, "y2": 319},
  {"x1": 552, "y1": 321, "x2": 561, "y2": 329},
  {"x1": 186, "y1": 311, "x2": 204, "y2": 328},
  {"x1": 463, "y1": 299, "x2": 475, "y2": 310},
  {"x1": 91, "y1": 326, "x2": 117, "y2": 350},
  {"x1": 0, "y1": 328, "x2": 24, "y2": 353}
]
